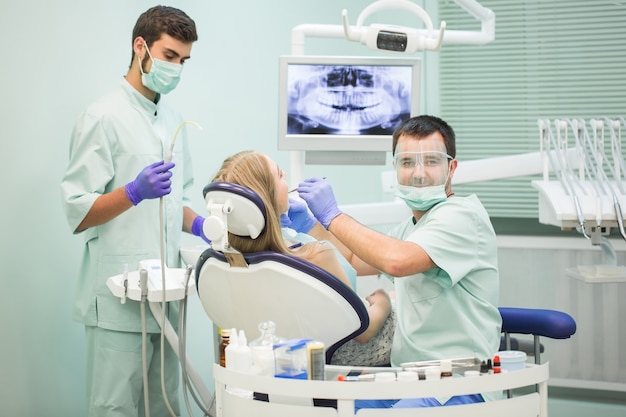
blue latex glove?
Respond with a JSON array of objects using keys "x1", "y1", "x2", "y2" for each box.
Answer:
[
  {"x1": 125, "y1": 160, "x2": 175, "y2": 205},
  {"x1": 279, "y1": 213, "x2": 292, "y2": 228},
  {"x1": 191, "y1": 216, "x2": 211, "y2": 244},
  {"x1": 282, "y1": 197, "x2": 316, "y2": 233},
  {"x1": 297, "y1": 177, "x2": 342, "y2": 229}
]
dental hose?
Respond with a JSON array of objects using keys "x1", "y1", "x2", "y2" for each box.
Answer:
[
  {"x1": 140, "y1": 269, "x2": 150, "y2": 417},
  {"x1": 158, "y1": 120, "x2": 203, "y2": 417}
]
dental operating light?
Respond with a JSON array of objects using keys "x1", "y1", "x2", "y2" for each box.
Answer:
[
  {"x1": 339, "y1": 0, "x2": 495, "y2": 53},
  {"x1": 341, "y1": 0, "x2": 445, "y2": 53}
]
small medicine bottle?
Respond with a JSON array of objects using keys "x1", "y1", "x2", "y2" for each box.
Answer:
[{"x1": 219, "y1": 328, "x2": 231, "y2": 368}]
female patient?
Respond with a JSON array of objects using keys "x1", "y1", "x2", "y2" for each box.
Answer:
[{"x1": 212, "y1": 150, "x2": 393, "y2": 364}]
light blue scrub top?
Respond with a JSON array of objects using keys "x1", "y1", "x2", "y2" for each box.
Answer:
[
  {"x1": 387, "y1": 195, "x2": 502, "y2": 367},
  {"x1": 61, "y1": 78, "x2": 194, "y2": 333}
]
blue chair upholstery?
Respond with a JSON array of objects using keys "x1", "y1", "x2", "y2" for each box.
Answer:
[{"x1": 498, "y1": 307, "x2": 577, "y2": 364}]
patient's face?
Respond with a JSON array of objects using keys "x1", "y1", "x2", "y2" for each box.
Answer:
[{"x1": 265, "y1": 155, "x2": 289, "y2": 214}]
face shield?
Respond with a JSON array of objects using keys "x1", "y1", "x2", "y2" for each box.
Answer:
[
  {"x1": 393, "y1": 139, "x2": 452, "y2": 187},
  {"x1": 393, "y1": 139, "x2": 453, "y2": 211}
]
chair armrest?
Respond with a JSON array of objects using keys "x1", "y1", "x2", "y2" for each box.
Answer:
[{"x1": 499, "y1": 307, "x2": 576, "y2": 340}]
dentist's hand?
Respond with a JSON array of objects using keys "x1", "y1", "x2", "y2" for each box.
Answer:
[
  {"x1": 282, "y1": 197, "x2": 316, "y2": 233},
  {"x1": 125, "y1": 160, "x2": 175, "y2": 205},
  {"x1": 297, "y1": 177, "x2": 342, "y2": 229}
]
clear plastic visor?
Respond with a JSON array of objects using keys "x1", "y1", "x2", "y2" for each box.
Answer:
[{"x1": 394, "y1": 151, "x2": 452, "y2": 187}]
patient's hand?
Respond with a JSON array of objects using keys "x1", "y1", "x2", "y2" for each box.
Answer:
[
  {"x1": 355, "y1": 289, "x2": 392, "y2": 343},
  {"x1": 285, "y1": 197, "x2": 317, "y2": 233}
]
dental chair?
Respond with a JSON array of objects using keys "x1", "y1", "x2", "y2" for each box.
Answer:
[
  {"x1": 195, "y1": 181, "x2": 576, "y2": 417},
  {"x1": 195, "y1": 182, "x2": 369, "y2": 363}
]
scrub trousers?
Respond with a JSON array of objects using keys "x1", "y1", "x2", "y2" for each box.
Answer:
[
  {"x1": 355, "y1": 394, "x2": 484, "y2": 411},
  {"x1": 85, "y1": 326, "x2": 181, "y2": 417}
]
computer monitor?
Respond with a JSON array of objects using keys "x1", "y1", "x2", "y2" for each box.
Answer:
[{"x1": 278, "y1": 55, "x2": 420, "y2": 165}]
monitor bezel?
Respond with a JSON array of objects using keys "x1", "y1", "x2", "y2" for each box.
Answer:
[{"x1": 277, "y1": 55, "x2": 421, "y2": 152}]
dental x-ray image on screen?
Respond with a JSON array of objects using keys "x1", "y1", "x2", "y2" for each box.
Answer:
[{"x1": 286, "y1": 64, "x2": 412, "y2": 135}]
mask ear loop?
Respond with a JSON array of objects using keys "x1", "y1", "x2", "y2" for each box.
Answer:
[
  {"x1": 143, "y1": 40, "x2": 154, "y2": 61},
  {"x1": 137, "y1": 40, "x2": 153, "y2": 76}
]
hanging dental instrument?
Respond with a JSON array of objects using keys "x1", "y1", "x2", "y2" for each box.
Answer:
[
  {"x1": 580, "y1": 119, "x2": 626, "y2": 241},
  {"x1": 606, "y1": 117, "x2": 626, "y2": 187},
  {"x1": 566, "y1": 119, "x2": 606, "y2": 234},
  {"x1": 540, "y1": 119, "x2": 589, "y2": 238}
]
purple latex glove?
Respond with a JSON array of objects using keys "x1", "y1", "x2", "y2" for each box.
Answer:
[
  {"x1": 125, "y1": 160, "x2": 175, "y2": 205},
  {"x1": 191, "y1": 216, "x2": 211, "y2": 244},
  {"x1": 282, "y1": 197, "x2": 316, "y2": 233},
  {"x1": 297, "y1": 177, "x2": 342, "y2": 229}
]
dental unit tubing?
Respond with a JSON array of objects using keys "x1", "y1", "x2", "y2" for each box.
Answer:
[{"x1": 148, "y1": 302, "x2": 213, "y2": 408}]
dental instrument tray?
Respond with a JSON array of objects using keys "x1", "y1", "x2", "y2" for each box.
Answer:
[{"x1": 401, "y1": 357, "x2": 481, "y2": 375}]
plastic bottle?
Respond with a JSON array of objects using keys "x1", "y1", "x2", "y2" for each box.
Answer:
[
  {"x1": 237, "y1": 329, "x2": 253, "y2": 374},
  {"x1": 218, "y1": 328, "x2": 231, "y2": 368},
  {"x1": 224, "y1": 328, "x2": 253, "y2": 398},
  {"x1": 249, "y1": 321, "x2": 283, "y2": 377}
]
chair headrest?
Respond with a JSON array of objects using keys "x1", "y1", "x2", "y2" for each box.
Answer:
[{"x1": 202, "y1": 182, "x2": 266, "y2": 241}]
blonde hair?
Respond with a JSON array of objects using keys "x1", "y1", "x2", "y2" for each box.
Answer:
[{"x1": 211, "y1": 150, "x2": 295, "y2": 255}]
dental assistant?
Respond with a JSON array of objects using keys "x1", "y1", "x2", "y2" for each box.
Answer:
[
  {"x1": 60, "y1": 6, "x2": 208, "y2": 417},
  {"x1": 295, "y1": 115, "x2": 502, "y2": 407}
]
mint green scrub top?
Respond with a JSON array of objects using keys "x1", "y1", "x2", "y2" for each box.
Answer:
[
  {"x1": 61, "y1": 78, "x2": 194, "y2": 333},
  {"x1": 387, "y1": 195, "x2": 502, "y2": 367}
]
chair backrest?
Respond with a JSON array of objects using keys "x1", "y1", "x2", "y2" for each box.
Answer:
[
  {"x1": 195, "y1": 248, "x2": 369, "y2": 363},
  {"x1": 196, "y1": 181, "x2": 369, "y2": 363}
]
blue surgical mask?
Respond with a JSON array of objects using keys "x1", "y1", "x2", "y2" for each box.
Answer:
[
  {"x1": 395, "y1": 183, "x2": 448, "y2": 211},
  {"x1": 138, "y1": 41, "x2": 182, "y2": 94}
]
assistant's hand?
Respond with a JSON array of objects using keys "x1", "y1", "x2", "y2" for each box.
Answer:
[
  {"x1": 191, "y1": 216, "x2": 211, "y2": 244},
  {"x1": 125, "y1": 160, "x2": 175, "y2": 205},
  {"x1": 282, "y1": 197, "x2": 316, "y2": 233},
  {"x1": 297, "y1": 177, "x2": 342, "y2": 229}
]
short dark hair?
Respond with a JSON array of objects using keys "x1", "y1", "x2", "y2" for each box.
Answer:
[
  {"x1": 130, "y1": 6, "x2": 198, "y2": 61},
  {"x1": 392, "y1": 115, "x2": 456, "y2": 158}
]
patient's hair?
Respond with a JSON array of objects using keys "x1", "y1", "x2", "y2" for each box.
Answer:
[{"x1": 212, "y1": 150, "x2": 308, "y2": 256}]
